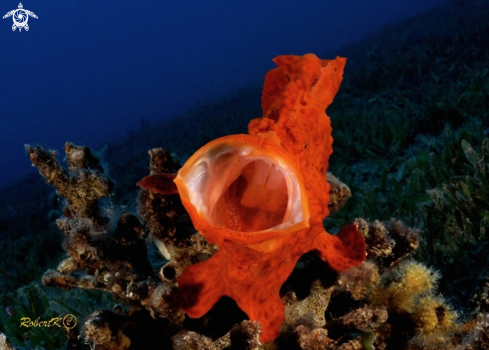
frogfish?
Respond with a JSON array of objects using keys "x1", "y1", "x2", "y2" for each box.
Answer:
[{"x1": 138, "y1": 53, "x2": 366, "y2": 343}]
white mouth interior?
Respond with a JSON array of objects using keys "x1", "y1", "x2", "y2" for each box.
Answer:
[{"x1": 180, "y1": 143, "x2": 307, "y2": 233}]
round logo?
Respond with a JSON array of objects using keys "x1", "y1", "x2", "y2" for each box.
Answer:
[
  {"x1": 13, "y1": 9, "x2": 27, "y2": 26},
  {"x1": 62, "y1": 314, "x2": 77, "y2": 330}
]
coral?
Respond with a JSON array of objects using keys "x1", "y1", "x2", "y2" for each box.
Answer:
[
  {"x1": 337, "y1": 261, "x2": 380, "y2": 301},
  {"x1": 287, "y1": 325, "x2": 372, "y2": 350},
  {"x1": 460, "y1": 317, "x2": 489, "y2": 350},
  {"x1": 366, "y1": 259, "x2": 462, "y2": 348},
  {"x1": 26, "y1": 143, "x2": 113, "y2": 218},
  {"x1": 283, "y1": 280, "x2": 334, "y2": 330},
  {"x1": 26, "y1": 143, "x2": 186, "y2": 348},
  {"x1": 472, "y1": 279, "x2": 489, "y2": 313},
  {"x1": 0, "y1": 333, "x2": 22, "y2": 350},
  {"x1": 370, "y1": 260, "x2": 439, "y2": 313},
  {"x1": 411, "y1": 295, "x2": 457, "y2": 337},
  {"x1": 327, "y1": 172, "x2": 352, "y2": 213},
  {"x1": 137, "y1": 148, "x2": 219, "y2": 283},
  {"x1": 7, "y1": 3, "x2": 489, "y2": 347},
  {"x1": 23, "y1": 42, "x2": 489, "y2": 348},
  {"x1": 29, "y1": 139, "x2": 464, "y2": 349},
  {"x1": 357, "y1": 218, "x2": 419, "y2": 273},
  {"x1": 294, "y1": 326, "x2": 334, "y2": 350},
  {"x1": 140, "y1": 54, "x2": 366, "y2": 343},
  {"x1": 361, "y1": 219, "x2": 395, "y2": 261},
  {"x1": 327, "y1": 304, "x2": 388, "y2": 338},
  {"x1": 172, "y1": 320, "x2": 263, "y2": 350},
  {"x1": 273, "y1": 219, "x2": 418, "y2": 349},
  {"x1": 173, "y1": 331, "x2": 216, "y2": 350},
  {"x1": 383, "y1": 219, "x2": 420, "y2": 271},
  {"x1": 84, "y1": 310, "x2": 132, "y2": 350},
  {"x1": 228, "y1": 320, "x2": 263, "y2": 350},
  {"x1": 25, "y1": 127, "x2": 488, "y2": 350}
]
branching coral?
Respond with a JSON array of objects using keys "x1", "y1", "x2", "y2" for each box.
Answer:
[
  {"x1": 25, "y1": 140, "x2": 488, "y2": 350},
  {"x1": 26, "y1": 142, "x2": 268, "y2": 349},
  {"x1": 26, "y1": 143, "x2": 185, "y2": 348},
  {"x1": 173, "y1": 320, "x2": 263, "y2": 350},
  {"x1": 358, "y1": 218, "x2": 419, "y2": 273},
  {"x1": 137, "y1": 148, "x2": 219, "y2": 284}
]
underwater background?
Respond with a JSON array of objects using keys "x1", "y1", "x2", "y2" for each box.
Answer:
[
  {"x1": 1, "y1": 0, "x2": 489, "y2": 349},
  {"x1": 0, "y1": 0, "x2": 443, "y2": 189}
]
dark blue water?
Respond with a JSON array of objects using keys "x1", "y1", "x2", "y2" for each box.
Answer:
[{"x1": 0, "y1": 0, "x2": 445, "y2": 189}]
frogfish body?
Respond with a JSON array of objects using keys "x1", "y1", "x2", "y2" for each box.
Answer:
[{"x1": 139, "y1": 54, "x2": 366, "y2": 343}]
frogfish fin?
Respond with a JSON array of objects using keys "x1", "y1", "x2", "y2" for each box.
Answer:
[
  {"x1": 137, "y1": 173, "x2": 179, "y2": 195},
  {"x1": 178, "y1": 250, "x2": 225, "y2": 318},
  {"x1": 315, "y1": 223, "x2": 366, "y2": 271},
  {"x1": 241, "y1": 288, "x2": 285, "y2": 343}
]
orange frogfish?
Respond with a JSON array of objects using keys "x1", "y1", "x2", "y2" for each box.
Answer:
[{"x1": 138, "y1": 54, "x2": 366, "y2": 343}]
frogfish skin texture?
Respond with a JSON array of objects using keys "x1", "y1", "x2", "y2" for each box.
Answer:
[{"x1": 139, "y1": 54, "x2": 366, "y2": 343}]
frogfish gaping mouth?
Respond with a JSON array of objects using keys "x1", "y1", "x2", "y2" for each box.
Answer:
[{"x1": 138, "y1": 54, "x2": 366, "y2": 343}]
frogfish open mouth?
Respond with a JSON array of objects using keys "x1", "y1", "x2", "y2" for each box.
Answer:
[
  {"x1": 174, "y1": 134, "x2": 310, "y2": 252},
  {"x1": 138, "y1": 53, "x2": 366, "y2": 343}
]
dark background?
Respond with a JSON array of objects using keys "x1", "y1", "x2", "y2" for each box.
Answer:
[{"x1": 0, "y1": 0, "x2": 444, "y2": 188}]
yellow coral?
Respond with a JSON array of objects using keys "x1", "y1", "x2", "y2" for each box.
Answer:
[
  {"x1": 412, "y1": 295, "x2": 457, "y2": 337},
  {"x1": 369, "y1": 260, "x2": 460, "y2": 346},
  {"x1": 369, "y1": 260, "x2": 439, "y2": 312}
]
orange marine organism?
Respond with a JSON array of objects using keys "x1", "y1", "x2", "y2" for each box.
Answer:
[{"x1": 138, "y1": 54, "x2": 366, "y2": 343}]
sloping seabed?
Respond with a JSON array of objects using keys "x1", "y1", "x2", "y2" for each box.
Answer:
[{"x1": 1, "y1": 0, "x2": 489, "y2": 348}]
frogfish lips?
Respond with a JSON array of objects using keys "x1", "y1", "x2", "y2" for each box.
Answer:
[{"x1": 173, "y1": 133, "x2": 310, "y2": 251}]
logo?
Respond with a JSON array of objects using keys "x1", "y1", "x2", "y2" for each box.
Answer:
[
  {"x1": 62, "y1": 314, "x2": 77, "y2": 330},
  {"x1": 19, "y1": 314, "x2": 77, "y2": 329},
  {"x1": 3, "y1": 3, "x2": 37, "y2": 32}
]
